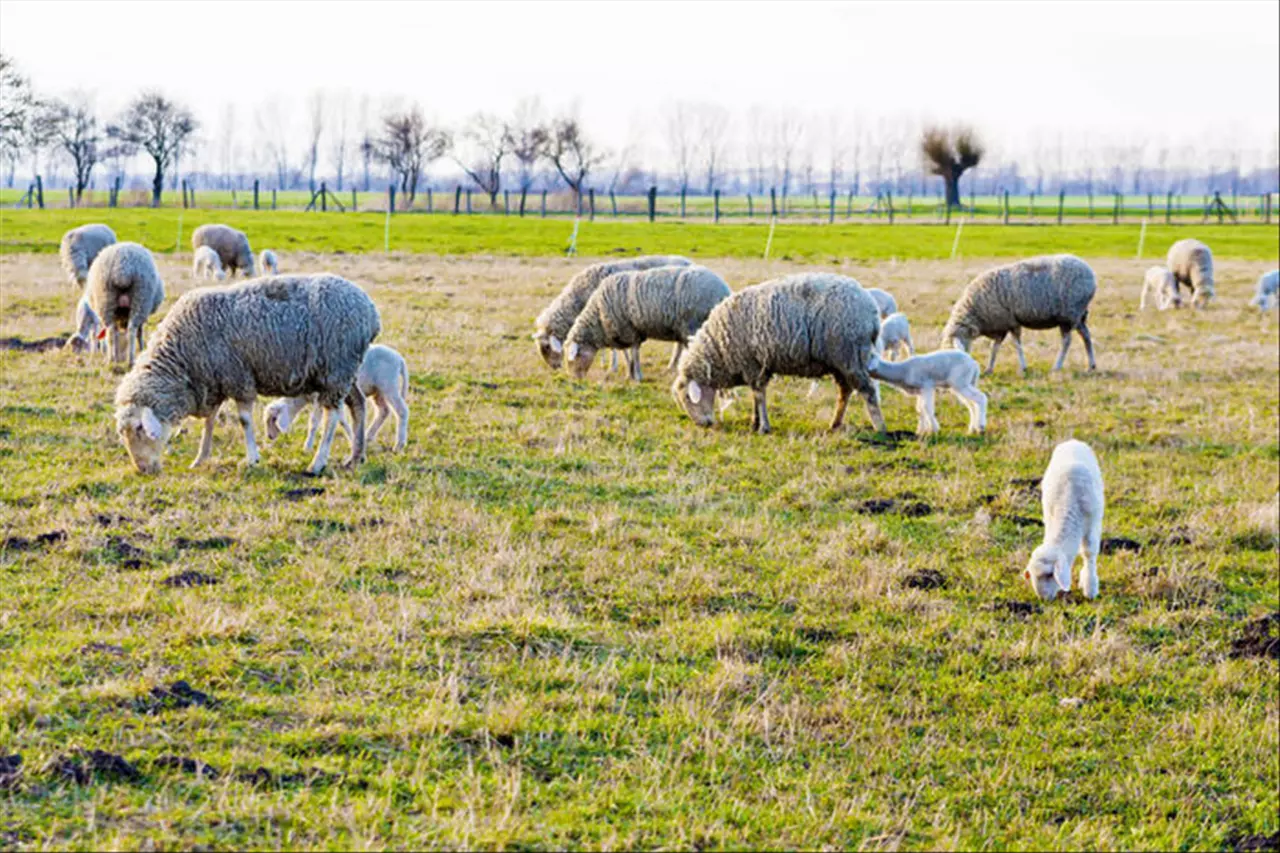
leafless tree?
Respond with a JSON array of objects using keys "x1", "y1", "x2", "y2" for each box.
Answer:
[
  {"x1": 745, "y1": 106, "x2": 768, "y2": 194},
  {"x1": 216, "y1": 103, "x2": 236, "y2": 189},
  {"x1": 107, "y1": 91, "x2": 197, "y2": 206},
  {"x1": 540, "y1": 111, "x2": 606, "y2": 203},
  {"x1": 507, "y1": 97, "x2": 547, "y2": 196},
  {"x1": 255, "y1": 97, "x2": 293, "y2": 189},
  {"x1": 304, "y1": 91, "x2": 324, "y2": 191},
  {"x1": 455, "y1": 112, "x2": 509, "y2": 208},
  {"x1": 771, "y1": 110, "x2": 805, "y2": 199},
  {"x1": 823, "y1": 114, "x2": 845, "y2": 193},
  {"x1": 357, "y1": 95, "x2": 374, "y2": 191},
  {"x1": 0, "y1": 53, "x2": 34, "y2": 171},
  {"x1": 692, "y1": 103, "x2": 730, "y2": 193},
  {"x1": 32, "y1": 93, "x2": 102, "y2": 203},
  {"x1": 662, "y1": 101, "x2": 696, "y2": 193},
  {"x1": 373, "y1": 106, "x2": 450, "y2": 207},
  {"x1": 921, "y1": 124, "x2": 983, "y2": 209},
  {"x1": 328, "y1": 92, "x2": 352, "y2": 191}
]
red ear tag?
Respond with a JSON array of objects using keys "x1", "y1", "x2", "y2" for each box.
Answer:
[{"x1": 97, "y1": 328, "x2": 108, "y2": 340}]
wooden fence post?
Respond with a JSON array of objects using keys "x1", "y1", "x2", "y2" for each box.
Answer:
[
  {"x1": 352, "y1": 189, "x2": 357, "y2": 211},
  {"x1": 1146, "y1": 192, "x2": 1153, "y2": 220},
  {"x1": 1265, "y1": 193, "x2": 1272, "y2": 225},
  {"x1": 847, "y1": 190, "x2": 853, "y2": 218},
  {"x1": 1058, "y1": 189, "x2": 1065, "y2": 224},
  {"x1": 388, "y1": 184, "x2": 395, "y2": 212},
  {"x1": 68, "y1": 187, "x2": 74, "y2": 208},
  {"x1": 1029, "y1": 192, "x2": 1035, "y2": 220},
  {"x1": 1112, "y1": 193, "x2": 1120, "y2": 225},
  {"x1": 1088, "y1": 192, "x2": 1093, "y2": 219},
  {"x1": 272, "y1": 188, "x2": 277, "y2": 209},
  {"x1": 35, "y1": 175, "x2": 43, "y2": 209},
  {"x1": 519, "y1": 188, "x2": 527, "y2": 217},
  {"x1": 886, "y1": 192, "x2": 894, "y2": 224},
  {"x1": 747, "y1": 193, "x2": 753, "y2": 218},
  {"x1": 454, "y1": 185, "x2": 461, "y2": 214},
  {"x1": 589, "y1": 188, "x2": 595, "y2": 221},
  {"x1": 1002, "y1": 190, "x2": 1010, "y2": 224},
  {"x1": 647, "y1": 186, "x2": 657, "y2": 222},
  {"x1": 907, "y1": 193, "x2": 913, "y2": 216},
  {"x1": 1165, "y1": 191, "x2": 1172, "y2": 224},
  {"x1": 714, "y1": 189, "x2": 721, "y2": 223},
  {"x1": 504, "y1": 190, "x2": 510, "y2": 215},
  {"x1": 253, "y1": 179, "x2": 259, "y2": 210},
  {"x1": 465, "y1": 188, "x2": 472, "y2": 214},
  {"x1": 680, "y1": 187, "x2": 687, "y2": 218},
  {"x1": 770, "y1": 187, "x2": 778, "y2": 218},
  {"x1": 828, "y1": 190, "x2": 835, "y2": 224},
  {"x1": 610, "y1": 190, "x2": 617, "y2": 217},
  {"x1": 320, "y1": 182, "x2": 328, "y2": 212},
  {"x1": 541, "y1": 190, "x2": 547, "y2": 218}
]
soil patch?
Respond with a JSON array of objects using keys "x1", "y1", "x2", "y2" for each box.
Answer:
[
  {"x1": 1230, "y1": 613, "x2": 1280, "y2": 660},
  {"x1": 903, "y1": 569, "x2": 947, "y2": 590},
  {"x1": 161, "y1": 571, "x2": 220, "y2": 588}
]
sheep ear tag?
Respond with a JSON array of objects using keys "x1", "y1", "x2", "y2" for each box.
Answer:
[
  {"x1": 141, "y1": 408, "x2": 163, "y2": 440},
  {"x1": 96, "y1": 328, "x2": 108, "y2": 340},
  {"x1": 550, "y1": 336, "x2": 563, "y2": 354},
  {"x1": 688, "y1": 380, "x2": 702, "y2": 404}
]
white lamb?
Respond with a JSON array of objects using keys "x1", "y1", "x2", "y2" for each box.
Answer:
[
  {"x1": 263, "y1": 344, "x2": 409, "y2": 453},
  {"x1": 63, "y1": 294, "x2": 104, "y2": 354},
  {"x1": 260, "y1": 249, "x2": 279, "y2": 275},
  {"x1": 1025, "y1": 439, "x2": 1104, "y2": 602},
  {"x1": 1139, "y1": 266, "x2": 1179, "y2": 311},
  {"x1": 867, "y1": 349, "x2": 986, "y2": 436},
  {"x1": 877, "y1": 312, "x2": 915, "y2": 360},
  {"x1": 866, "y1": 288, "x2": 898, "y2": 318},
  {"x1": 1250, "y1": 270, "x2": 1278, "y2": 311},
  {"x1": 192, "y1": 245, "x2": 226, "y2": 281}
]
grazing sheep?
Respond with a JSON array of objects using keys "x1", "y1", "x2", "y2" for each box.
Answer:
[
  {"x1": 58, "y1": 223, "x2": 116, "y2": 289},
  {"x1": 533, "y1": 255, "x2": 691, "y2": 370},
  {"x1": 1250, "y1": 270, "x2": 1278, "y2": 311},
  {"x1": 941, "y1": 254, "x2": 1097, "y2": 375},
  {"x1": 564, "y1": 265, "x2": 731, "y2": 381},
  {"x1": 877, "y1": 312, "x2": 915, "y2": 360},
  {"x1": 85, "y1": 242, "x2": 166, "y2": 367},
  {"x1": 192, "y1": 245, "x2": 226, "y2": 281},
  {"x1": 263, "y1": 344, "x2": 410, "y2": 453},
  {"x1": 1166, "y1": 238, "x2": 1214, "y2": 308},
  {"x1": 672, "y1": 273, "x2": 885, "y2": 434},
  {"x1": 259, "y1": 249, "x2": 279, "y2": 275},
  {"x1": 1025, "y1": 439, "x2": 1104, "y2": 601},
  {"x1": 191, "y1": 223, "x2": 255, "y2": 278},
  {"x1": 866, "y1": 288, "x2": 898, "y2": 318},
  {"x1": 113, "y1": 274, "x2": 379, "y2": 476},
  {"x1": 867, "y1": 349, "x2": 986, "y2": 436},
  {"x1": 63, "y1": 294, "x2": 103, "y2": 354},
  {"x1": 1139, "y1": 265, "x2": 1179, "y2": 311}
]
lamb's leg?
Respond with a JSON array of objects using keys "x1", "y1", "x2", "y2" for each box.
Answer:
[
  {"x1": 189, "y1": 414, "x2": 216, "y2": 468},
  {"x1": 237, "y1": 400, "x2": 260, "y2": 466},
  {"x1": 751, "y1": 387, "x2": 771, "y2": 434},
  {"x1": 985, "y1": 335, "x2": 1004, "y2": 375},
  {"x1": 304, "y1": 402, "x2": 323, "y2": 451},
  {"x1": 307, "y1": 408, "x2": 342, "y2": 475},
  {"x1": 1052, "y1": 325, "x2": 1073, "y2": 371},
  {"x1": 342, "y1": 384, "x2": 367, "y2": 468},
  {"x1": 953, "y1": 386, "x2": 988, "y2": 434},
  {"x1": 1140, "y1": 280, "x2": 1150, "y2": 311},
  {"x1": 1010, "y1": 329, "x2": 1028, "y2": 376},
  {"x1": 608, "y1": 349, "x2": 619, "y2": 373},
  {"x1": 391, "y1": 394, "x2": 410, "y2": 451},
  {"x1": 830, "y1": 375, "x2": 852, "y2": 430},
  {"x1": 916, "y1": 386, "x2": 936, "y2": 435},
  {"x1": 366, "y1": 395, "x2": 390, "y2": 446},
  {"x1": 905, "y1": 334, "x2": 915, "y2": 357},
  {"x1": 1080, "y1": 514, "x2": 1102, "y2": 599},
  {"x1": 1077, "y1": 321, "x2": 1097, "y2": 371}
]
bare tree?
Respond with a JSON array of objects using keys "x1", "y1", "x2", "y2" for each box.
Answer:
[
  {"x1": 107, "y1": 91, "x2": 197, "y2": 206},
  {"x1": 32, "y1": 94, "x2": 101, "y2": 203},
  {"x1": 771, "y1": 110, "x2": 805, "y2": 199},
  {"x1": 0, "y1": 54, "x2": 34, "y2": 185},
  {"x1": 745, "y1": 106, "x2": 768, "y2": 193},
  {"x1": 921, "y1": 125, "x2": 983, "y2": 209},
  {"x1": 304, "y1": 91, "x2": 324, "y2": 191},
  {"x1": 357, "y1": 95, "x2": 374, "y2": 191},
  {"x1": 255, "y1": 97, "x2": 292, "y2": 189},
  {"x1": 663, "y1": 101, "x2": 696, "y2": 193},
  {"x1": 373, "y1": 106, "x2": 449, "y2": 207},
  {"x1": 823, "y1": 114, "x2": 845, "y2": 193},
  {"x1": 455, "y1": 112, "x2": 509, "y2": 208},
  {"x1": 216, "y1": 103, "x2": 236, "y2": 189},
  {"x1": 328, "y1": 92, "x2": 352, "y2": 191},
  {"x1": 540, "y1": 112, "x2": 606, "y2": 203},
  {"x1": 506, "y1": 97, "x2": 547, "y2": 196},
  {"x1": 692, "y1": 103, "x2": 730, "y2": 193}
]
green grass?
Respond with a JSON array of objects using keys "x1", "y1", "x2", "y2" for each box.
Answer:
[
  {"x1": 3, "y1": 207, "x2": 1279, "y2": 262},
  {"x1": 0, "y1": 251, "x2": 1277, "y2": 850}
]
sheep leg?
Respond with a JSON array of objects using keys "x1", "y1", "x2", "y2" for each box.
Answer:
[
  {"x1": 852, "y1": 372, "x2": 886, "y2": 433},
  {"x1": 1076, "y1": 321, "x2": 1097, "y2": 371},
  {"x1": 342, "y1": 385, "x2": 367, "y2": 468},
  {"x1": 607, "y1": 349, "x2": 619, "y2": 373},
  {"x1": 985, "y1": 335, "x2": 1004, "y2": 375},
  {"x1": 189, "y1": 414, "x2": 216, "y2": 468},
  {"x1": 1080, "y1": 513, "x2": 1101, "y2": 599},
  {"x1": 904, "y1": 334, "x2": 915, "y2": 357},
  {"x1": 307, "y1": 408, "x2": 342, "y2": 475},
  {"x1": 304, "y1": 403, "x2": 323, "y2": 452},
  {"x1": 916, "y1": 387, "x2": 937, "y2": 436},
  {"x1": 1052, "y1": 325, "x2": 1073, "y2": 371},
  {"x1": 628, "y1": 345, "x2": 643, "y2": 381},
  {"x1": 830, "y1": 375, "x2": 852, "y2": 431},
  {"x1": 366, "y1": 396, "x2": 390, "y2": 446},
  {"x1": 752, "y1": 387, "x2": 771, "y2": 434},
  {"x1": 666, "y1": 342, "x2": 683, "y2": 372},
  {"x1": 390, "y1": 394, "x2": 410, "y2": 451},
  {"x1": 237, "y1": 401, "x2": 260, "y2": 466},
  {"x1": 1008, "y1": 329, "x2": 1028, "y2": 376}
]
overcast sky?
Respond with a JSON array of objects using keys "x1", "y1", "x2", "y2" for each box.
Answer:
[{"x1": 2, "y1": 0, "x2": 1277, "y2": 171}]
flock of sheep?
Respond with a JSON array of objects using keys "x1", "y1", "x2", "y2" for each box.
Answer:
[{"x1": 49, "y1": 220, "x2": 1278, "y2": 602}]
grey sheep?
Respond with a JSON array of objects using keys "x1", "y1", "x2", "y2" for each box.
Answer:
[
  {"x1": 1249, "y1": 270, "x2": 1277, "y2": 311},
  {"x1": 259, "y1": 249, "x2": 279, "y2": 275},
  {"x1": 113, "y1": 274, "x2": 380, "y2": 476},
  {"x1": 672, "y1": 273, "x2": 886, "y2": 434},
  {"x1": 941, "y1": 254, "x2": 1097, "y2": 375},
  {"x1": 191, "y1": 223, "x2": 256, "y2": 278},
  {"x1": 63, "y1": 294, "x2": 104, "y2": 354},
  {"x1": 1166, "y1": 238, "x2": 1214, "y2": 308},
  {"x1": 85, "y1": 242, "x2": 166, "y2": 367},
  {"x1": 59, "y1": 223, "x2": 116, "y2": 288},
  {"x1": 533, "y1": 255, "x2": 691, "y2": 370},
  {"x1": 564, "y1": 265, "x2": 731, "y2": 381}
]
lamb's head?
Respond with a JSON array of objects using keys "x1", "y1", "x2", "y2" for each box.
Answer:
[
  {"x1": 214, "y1": 267, "x2": 227, "y2": 282},
  {"x1": 940, "y1": 316, "x2": 976, "y2": 353},
  {"x1": 262, "y1": 399, "x2": 294, "y2": 442},
  {"x1": 532, "y1": 329, "x2": 565, "y2": 370},
  {"x1": 1191, "y1": 287, "x2": 1213, "y2": 310},
  {"x1": 1024, "y1": 545, "x2": 1069, "y2": 601},
  {"x1": 671, "y1": 375, "x2": 716, "y2": 427},
  {"x1": 563, "y1": 339, "x2": 597, "y2": 379},
  {"x1": 64, "y1": 334, "x2": 91, "y2": 354},
  {"x1": 115, "y1": 403, "x2": 173, "y2": 475}
]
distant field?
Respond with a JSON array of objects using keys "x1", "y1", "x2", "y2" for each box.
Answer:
[{"x1": 2, "y1": 208, "x2": 1278, "y2": 263}]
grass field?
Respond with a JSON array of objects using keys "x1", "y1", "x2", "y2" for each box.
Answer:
[{"x1": 0, "y1": 244, "x2": 1277, "y2": 849}]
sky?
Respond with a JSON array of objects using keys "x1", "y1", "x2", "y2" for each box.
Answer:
[{"x1": 2, "y1": 0, "x2": 1277, "y2": 174}]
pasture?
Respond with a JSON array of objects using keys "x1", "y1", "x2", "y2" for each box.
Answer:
[{"x1": 0, "y1": 235, "x2": 1278, "y2": 849}]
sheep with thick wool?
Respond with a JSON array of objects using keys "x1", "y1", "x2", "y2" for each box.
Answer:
[
  {"x1": 868, "y1": 349, "x2": 986, "y2": 436},
  {"x1": 1166, "y1": 238, "x2": 1214, "y2": 308},
  {"x1": 191, "y1": 223, "x2": 256, "y2": 279},
  {"x1": 672, "y1": 273, "x2": 885, "y2": 434},
  {"x1": 1139, "y1": 265, "x2": 1179, "y2": 311},
  {"x1": 113, "y1": 274, "x2": 379, "y2": 476},
  {"x1": 533, "y1": 255, "x2": 691, "y2": 370},
  {"x1": 564, "y1": 265, "x2": 731, "y2": 380},
  {"x1": 941, "y1": 254, "x2": 1097, "y2": 375},
  {"x1": 1025, "y1": 439, "x2": 1104, "y2": 601},
  {"x1": 192, "y1": 245, "x2": 226, "y2": 281},
  {"x1": 1250, "y1": 270, "x2": 1278, "y2": 311},
  {"x1": 85, "y1": 242, "x2": 166, "y2": 367},
  {"x1": 59, "y1": 223, "x2": 116, "y2": 288}
]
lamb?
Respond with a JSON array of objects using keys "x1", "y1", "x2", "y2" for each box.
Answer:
[
  {"x1": 1166, "y1": 238, "x2": 1214, "y2": 308},
  {"x1": 564, "y1": 265, "x2": 731, "y2": 380},
  {"x1": 877, "y1": 311, "x2": 915, "y2": 360},
  {"x1": 867, "y1": 349, "x2": 986, "y2": 436},
  {"x1": 672, "y1": 273, "x2": 885, "y2": 434},
  {"x1": 63, "y1": 294, "x2": 103, "y2": 354},
  {"x1": 533, "y1": 255, "x2": 692, "y2": 370},
  {"x1": 259, "y1": 249, "x2": 279, "y2": 275},
  {"x1": 85, "y1": 242, "x2": 166, "y2": 367},
  {"x1": 263, "y1": 344, "x2": 409, "y2": 453},
  {"x1": 941, "y1": 254, "x2": 1097, "y2": 375},
  {"x1": 113, "y1": 274, "x2": 380, "y2": 476},
  {"x1": 1025, "y1": 439, "x2": 1104, "y2": 601},
  {"x1": 866, "y1": 288, "x2": 898, "y2": 318},
  {"x1": 191, "y1": 223, "x2": 255, "y2": 279},
  {"x1": 1139, "y1": 265, "x2": 1179, "y2": 311},
  {"x1": 192, "y1": 245, "x2": 226, "y2": 281},
  {"x1": 1250, "y1": 270, "x2": 1278, "y2": 311},
  {"x1": 58, "y1": 223, "x2": 116, "y2": 288}
]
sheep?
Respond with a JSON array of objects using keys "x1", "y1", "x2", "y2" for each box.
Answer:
[
  {"x1": 58, "y1": 223, "x2": 116, "y2": 288},
  {"x1": 113, "y1": 274, "x2": 380, "y2": 476},
  {"x1": 533, "y1": 255, "x2": 692, "y2": 370},
  {"x1": 263, "y1": 344, "x2": 409, "y2": 453},
  {"x1": 85, "y1": 242, "x2": 166, "y2": 367},
  {"x1": 1166, "y1": 238, "x2": 1214, "y2": 308},
  {"x1": 191, "y1": 223, "x2": 255, "y2": 279},
  {"x1": 260, "y1": 249, "x2": 279, "y2": 275},
  {"x1": 672, "y1": 273, "x2": 885, "y2": 434},
  {"x1": 1139, "y1": 265, "x2": 1180, "y2": 311},
  {"x1": 1250, "y1": 270, "x2": 1278, "y2": 311},
  {"x1": 866, "y1": 288, "x2": 898, "y2": 318},
  {"x1": 192, "y1": 245, "x2": 226, "y2": 281},
  {"x1": 877, "y1": 311, "x2": 915, "y2": 360},
  {"x1": 941, "y1": 254, "x2": 1097, "y2": 375},
  {"x1": 867, "y1": 349, "x2": 986, "y2": 436},
  {"x1": 63, "y1": 294, "x2": 103, "y2": 354},
  {"x1": 1025, "y1": 439, "x2": 1104, "y2": 601},
  {"x1": 563, "y1": 265, "x2": 731, "y2": 381}
]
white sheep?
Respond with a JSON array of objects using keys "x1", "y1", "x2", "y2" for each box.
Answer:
[
  {"x1": 63, "y1": 294, "x2": 104, "y2": 354},
  {"x1": 1166, "y1": 238, "x2": 1214, "y2": 308},
  {"x1": 263, "y1": 344, "x2": 410, "y2": 453},
  {"x1": 867, "y1": 349, "x2": 986, "y2": 436},
  {"x1": 1025, "y1": 439, "x2": 1104, "y2": 601},
  {"x1": 1139, "y1": 265, "x2": 1180, "y2": 311},
  {"x1": 59, "y1": 223, "x2": 116, "y2": 288},
  {"x1": 191, "y1": 223, "x2": 255, "y2": 278},
  {"x1": 259, "y1": 249, "x2": 279, "y2": 275},
  {"x1": 1250, "y1": 270, "x2": 1278, "y2": 311},
  {"x1": 866, "y1": 288, "x2": 898, "y2": 318},
  {"x1": 192, "y1": 246, "x2": 227, "y2": 281},
  {"x1": 877, "y1": 312, "x2": 915, "y2": 360},
  {"x1": 86, "y1": 242, "x2": 166, "y2": 367}
]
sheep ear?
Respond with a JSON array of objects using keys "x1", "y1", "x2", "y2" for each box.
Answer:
[
  {"x1": 550, "y1": 336, "x2": 563, "y2": 354},
  {"x1": 140, "y1": 407, "x2": 163, "y2": 440},
  {"x1": 688, "y1": 380, "x2": 702, "y2": 404},
  {"x1": 566, "y1": 342, "x2": 578, "y2": 361}
]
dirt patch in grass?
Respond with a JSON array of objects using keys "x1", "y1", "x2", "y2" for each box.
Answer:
[
  {"x1": 104, "y1": 536, "x2": 149, "y2": 569},
  {"x1": 47, "y1": 750, "x2": 141, "y2": 785},
  {"x1": 135, "y1": 680, "x2": 217, "y2": 714},
  {"x1": 160, "y1": 570, "x2": 220, "y2": 588},
  {"x1": 0, "y1": 754, "x2": 22, "y2": 789},
  {"x1": 173, "y1": 536, "x2": 236, "y2": 550},
  {"x1": 281, "y1": 486, "x2": 326, "y2": 501},
  {"x1": 1, "y1": 530, "x2": 67, "y2": 551},
  {"x1": 1230, "y1": 613, "x2": 1280, "y2": 660},
  {"x1": 1003, "y1": 515, "x2": 1044, "y2": 528},
  {"x1": 78, "y1": 642, "x2": 126, "y2": 657},
  {"x1": 986, "y1": 600, "x2": 1043, "y2": 619},
  {"x1": 903, "y1": 569, "x2": 947, "y2": 590},
  {"x1": 1100, "y1": 536, "x2": 1143, "y2": 554},
  {"x1": 1227, "y1": 830, "x2": 1280, "y2": 852},
  {"x1": 0, "y1": 335, "x2": 66, "y2": 353},
  {"x1": 154, "y1": 755, "x2": 220, "y2": 779}
]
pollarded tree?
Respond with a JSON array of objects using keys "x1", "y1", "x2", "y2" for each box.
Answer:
[
  {"x1": 33, "y1": 94, "x2": 102, "y2": 204},
  {"x1": 921, "y1": 125, "x2": 983, "y2": 209},
  {"x1": 108, "y1": 92, "x2": 198, "y2": 206},
  {"x1": 373, "y1": 106, "x2": 450, "y2": 207},
  {"x1": 455, "y1": 112, "x2": 509, "y2": 209},
  {"x1": 540, "y1": 113, "x2": 606, "y2": 205}
]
